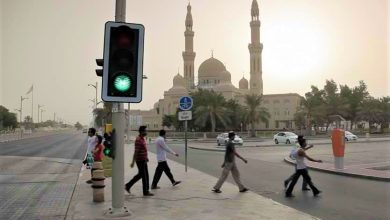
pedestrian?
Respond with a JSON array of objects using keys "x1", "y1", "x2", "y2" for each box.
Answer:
[
  {"x1": 93, "y1": 135, "x2": 104, "y2": 162},
  {"x1": 285, "y1": 136, "x2": 322, "y2": 197},
  {"x1": 284, "y1": 135, "x2": 313, "y2": 190},
  {"x1": 125, "y1": 126, "x2": 154, "y2": 196},
  {"x1": 84, "y1": 128, "x2": 97, "y2": 184},
  {"x1": 151, "y1": 130, "x2": 181, "y2": 190},
  {"x1": 212, "y1": 131, "x2": 249, "y2": 193}
]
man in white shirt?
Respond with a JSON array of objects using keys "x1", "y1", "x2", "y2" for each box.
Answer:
[
  {"x1": 151, "y1": 130, "x2": 181, "y2": 189},
  {"x1": 84, "y1": 128, "x2": 97, "y2": 184}
]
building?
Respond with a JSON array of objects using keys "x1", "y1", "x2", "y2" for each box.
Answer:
[{"x1": 134, "y1": 0, "x2": 301, "y2": 130}]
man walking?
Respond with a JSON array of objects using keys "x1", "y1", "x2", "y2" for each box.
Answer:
[
  {"x1": 212, "y1": 131, "x2": 248, "y2": 193},
  {"x1": 285, "y1": 136, "x2": 322, "y2": 197},
  {"x1": 125, "y1": 126, "x2": 154, "y2": 196},
  {"x1": 151, "y1": 130, "x2": 181, "y2": 189},
  {"x1": 284, "y1": 135, "x2": 312, "y2": 190}
]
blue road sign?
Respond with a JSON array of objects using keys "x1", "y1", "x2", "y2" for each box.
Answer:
[{"x1": 179, "y1": 96, "x2": 193, "y2": 111}]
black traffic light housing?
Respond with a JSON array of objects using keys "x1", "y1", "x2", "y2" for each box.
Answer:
[
  {"x1": 95, "y1": 59, "x2": 103, "y2": 77},
  {"x1": 101, "y1": 22, "x2": 145, "y2": 103},
  {"x1": 103, "y1": 129, "x2": 115, "y2": 159}
]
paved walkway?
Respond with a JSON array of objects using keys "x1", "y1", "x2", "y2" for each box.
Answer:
[{"x1": 66, "y1": 144, "x2": 320, "y2": 220}]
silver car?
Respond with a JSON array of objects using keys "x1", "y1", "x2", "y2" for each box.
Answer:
[
  {"x1": 273, "y1": 132, "x2": 298, "y2": 144},
  {"x1": 217, "y1": 133, "x2": 244, "y2": 146}
]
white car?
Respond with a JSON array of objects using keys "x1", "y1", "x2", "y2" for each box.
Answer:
[
  {"x1": 217, "y1": 133, "x2": 244, "y2": 146},
  {"x1": 345, "y1": 131, "x2": 358, "y2": 141},
  {"x1": 273, "y1": 132, "x2": 298, "y2": 144}
]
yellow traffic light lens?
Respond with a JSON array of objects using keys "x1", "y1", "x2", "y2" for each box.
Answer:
[{"x1": 114, "y1": 75, "x2": 131, "y2": 92}]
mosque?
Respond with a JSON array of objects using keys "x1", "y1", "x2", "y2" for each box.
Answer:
[{"x1": 130, "y1": 0, "x2": 301, "y2": 131}]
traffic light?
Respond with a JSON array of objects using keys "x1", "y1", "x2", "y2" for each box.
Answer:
[
  {"x1": 95, "y1": 59, "x2": 103, "y2": 77},
  {"x1": 103, "y1": 130, "x2": 115, "y2": 159},
  {"x1": 101, "y1": 21, "x2": 145, "y2": 103}
]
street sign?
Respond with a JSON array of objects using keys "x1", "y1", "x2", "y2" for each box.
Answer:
[
  {"x1": 178, "y1": 111, "x2": 192, "y2": 121},
  {"x1": 179, "y1": 96, "x2": 193, "y2": 111}
]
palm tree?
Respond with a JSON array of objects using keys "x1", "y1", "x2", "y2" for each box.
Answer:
[
  {"x1": 193, "y1": 90, "x2": 229, "y2": 132},
  {"x1": 244, "y1": 94, "x2": 270, "y2": 137}
]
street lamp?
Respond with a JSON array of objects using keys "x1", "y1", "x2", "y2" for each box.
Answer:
[
  {"x1": 88, "y1": 82, "x2": 98, "y2": 109},
  {"x1": 40, "y1": 109, "x2": 45, "y2": 123},
  {"x1": 37, "y1": 104, "x2": 44, "y2": 123},
  {"x1": 20, "y1": 96, "x2": 28, "y2": 123}
]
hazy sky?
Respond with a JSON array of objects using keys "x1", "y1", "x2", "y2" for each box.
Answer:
[{"x1": 0, "y1": 0, "x2": 388, "y2": 125}]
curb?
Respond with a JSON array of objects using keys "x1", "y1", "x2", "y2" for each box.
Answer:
[{"x1": 284, "y1": 157, "x2": 390, "y2": 182}]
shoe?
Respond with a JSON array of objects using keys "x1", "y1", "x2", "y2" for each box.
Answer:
[
  {"x1": 239, "y1": 188, "x2": 249, "y2": 193},
  {"x1": 144, "y1": 192, "x2": 154, "y2": 196},
  {"x1": 212, "y1": 189, "x2": 222, "y2": 193},
  {"x1": 172, "y1": 181, "x2": 181, "y2": 186},
  {"x1": 124, "y1": 185, "x2": 131, "y2": 194},
  {"x1": 314, "y1": 191, "x2": 322, "y2": 197},
  {"x1": 86, "y1": 180, "x2": 93, "y2": 184},
  {"x1": 151, "y1": 186, "x2": 160, "y2": 190},
  {"x1": 285, "y1": 193, "x2": 295, "y2": 198},
  {"x1": 302, "y1": 188, "x2": 311, "y2": 191},
  {"x1": 284, "y1": 180, "x2": 289, "y2": 189}
]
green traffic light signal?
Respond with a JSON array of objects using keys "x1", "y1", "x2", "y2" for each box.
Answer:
[{"x1": 114, "y1": 74, "x2": 131, "y2": 92}]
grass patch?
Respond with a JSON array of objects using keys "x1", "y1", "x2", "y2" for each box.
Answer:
[{"x1": 102, "y1": 156, "x2": 112, "y2": 177}]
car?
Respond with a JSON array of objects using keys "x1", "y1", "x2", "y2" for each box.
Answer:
[
  {"x1": 82, "y1": 128, "x2": 88, "y2": 133},
  {"x1": 273, "y1": 132, "x2": 298, "y2": 144},
  {"x1": 345, "y1": 131, "x2": 358, "y2": 141},
  {"x1": 217, "y1": 133, "x2": 244, "y2": 146}
]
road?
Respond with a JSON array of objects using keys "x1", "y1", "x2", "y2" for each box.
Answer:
[
  {"x1": 149, "y1": 140, "x2": 390, "y2": 220},
  {"x1": 0, "y1": 131, "x2": 87, "y2": 219}
]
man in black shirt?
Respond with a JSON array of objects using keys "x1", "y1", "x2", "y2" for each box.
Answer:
[{"x1": 212, "y1": 131, "x2": 249, "y2": 193}]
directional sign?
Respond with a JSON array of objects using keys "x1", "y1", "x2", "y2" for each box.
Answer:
[
  {"x1": 179, "y1": 96, "x2": 193, "y2": 111},
  {"x1": 178, "y1": 111, "x2": 192, "y2": 121}
]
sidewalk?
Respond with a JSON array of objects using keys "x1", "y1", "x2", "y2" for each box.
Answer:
[
  {"x1": 188, "y1": 137, "x2": 390, "y2": 151},
  {"x1": 284, "y1": 157, "x2": 390, "y2": 182},
  {"x1": 66, "y1": 144, "x2": 319, "y2": 220}
]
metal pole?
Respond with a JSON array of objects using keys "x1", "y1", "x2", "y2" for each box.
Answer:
[
  {"x1": 109, "y1": 0, "x2": 128, "y2": 216},
  {"x1": 31, "y1": 87, "x2": 34, "y2": 123},
  {"x1": 20, "y1": 96, "x2": 23, "y2": 123},
  {"x1": 95, "y1": 82, "x2": 98, "y2": 109},
  {"x1": 185, "y1": 120, "x2": 188, "y2": 172}
]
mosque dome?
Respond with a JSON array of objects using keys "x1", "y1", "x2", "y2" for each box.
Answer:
[
  {"x1": 220, "y1": 70, "x2": 232, "y2": 83},
  {"x1": 239, "y1": 77, "x2": 249, "y2": 89},
  {"x1": 198, "y1": 57, "x2": 226, "y2": 78},
  {"x1": 173, "y1": 73, "x2": 186, "y2": 87}
]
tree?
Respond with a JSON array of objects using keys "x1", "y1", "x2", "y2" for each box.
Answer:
[
  {"x1": 192, "y1": 89, "x2": 230, "y2": 132},
  {"x1": 243, "y1": 94, "x2": 270, "y2": 137},
  {"x1": 162, "y1": 114, "x2": 176, "y2": 129},
  {"x1": 224, "y1": 99, "x2": 245, "y2": 131},
  {"x1": 0, "y1": 106, "x2": 18, "y2": 130},
  {"x1": 357, "y1": 98, "x2": 383, "y2": 133},
  {"x1": 340, "y1": 81, "x2": 369, "y2": 130},
  {"x1": 75, "y1": 122, "x2": 83, "y2": 130}
]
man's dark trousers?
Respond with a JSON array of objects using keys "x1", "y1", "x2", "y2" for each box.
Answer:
[
  {"x1": 125, "y1": 160, "x2": 149, "y2": 195},
  {"x1": 286, "y1": 169, "x2": 319, "y2": 195},
  {"x1": 152, "y1": 161, "x2": 175, "y2": 188}
]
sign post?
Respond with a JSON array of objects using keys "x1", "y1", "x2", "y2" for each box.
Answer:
[{"x1": 178, "y1": 96, "x2": 193, "y2": 172}]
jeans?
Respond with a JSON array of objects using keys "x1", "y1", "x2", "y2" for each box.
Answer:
[{"x1": 125, "y1": 160, "x2": 150, "y2": 195}]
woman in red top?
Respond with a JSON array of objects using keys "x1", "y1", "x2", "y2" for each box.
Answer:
[{"x1": 93, "y1": 135, "x2": 104, "y2": 162}]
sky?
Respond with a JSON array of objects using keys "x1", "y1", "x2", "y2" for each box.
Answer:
[{"x1": 0, "y1": 0, "x2": 388, "y2": 125}]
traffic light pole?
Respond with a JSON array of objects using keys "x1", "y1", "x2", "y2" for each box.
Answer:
[{"x1": 108, "y1": 0, "x2": 130, "y2": 217}]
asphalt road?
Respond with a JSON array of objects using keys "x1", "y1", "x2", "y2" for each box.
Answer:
[
  {"x1": 148, "y1": 141, "x2": 390, "y2": 220},
  {"x1": 0, "y1": 131, "x2": 87, "y2": 219}
]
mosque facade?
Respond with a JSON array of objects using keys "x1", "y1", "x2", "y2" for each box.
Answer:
[{"x1": 130, "y1": 0, "x2": 301, "y2": 131}]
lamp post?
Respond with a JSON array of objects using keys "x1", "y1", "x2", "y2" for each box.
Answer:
[
  {"x1": 20, "y1": 96, "x2": 28, "y2": 123},
  {"x1": 38, "y1": 104, "x2": 44, "y2": 123},
  {"x1": 40, "y1": 109, "x2": 45, "y2": 123},
  {"x1": 88, "y1": 82, "x2": 98, "y2": 109}
]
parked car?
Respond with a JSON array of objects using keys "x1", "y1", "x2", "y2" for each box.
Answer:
[
  {"x1": 82, "y1": 128, "x2": 88, "y2": 133},
  {"x1": 273, "y1": 132, "x2": 298, "y2": 144},
  {"x1": 345, "y1": 131, "x2": 358, "y2": 141},
  {"x1": 217, "y1": 133, "x2": 244, "y2": 146}
]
